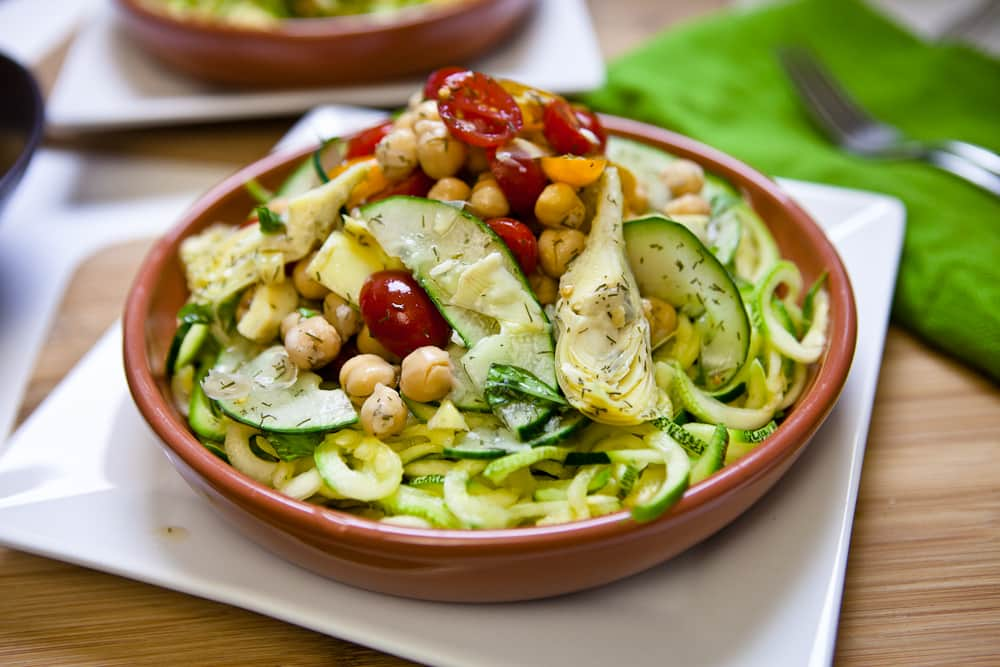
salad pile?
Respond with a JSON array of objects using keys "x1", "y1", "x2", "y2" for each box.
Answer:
[
  {"x1": 168, "y1": 68, "x2": 829, "y2": 529},
  {"x1": 144, "y1": 0, "x2": 452, "y2": 25}
]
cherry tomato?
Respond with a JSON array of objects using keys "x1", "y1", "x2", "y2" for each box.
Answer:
[
  {"x1": 344, "y1": 120, "x2": 394, "y2": 160},
  {"x1": 573, "y1": 106, "x2": 607, "y2": 152},
  {"x1": 486, "y1": 217, "x2": 538, "y2": 275},
  {"x1": 488, "y1": 141, "x2": 547, "y2": 215},
  {"x1": 359, "y1": 270, "x2": 451, "y2": 357},
  {"x1": 437, "y1": 71, "x2": 523, "y2": 148},
  {"x1": 367, "y1": 169, "x2": 434, "y2": 203},
  {"x1": 423, "y1": 66, "x2": 466, "y2": 100},
  {"x1": 543, "y1": 98, "x2": 601, "y2": 155}
]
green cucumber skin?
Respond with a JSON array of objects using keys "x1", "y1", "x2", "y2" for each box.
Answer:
[
  {"x1": 189, "y1": 367, "x2": 227, "y2": 442},
  {"x1": 689, "y1": 424, "x2": 729, "y2": 485},
  {"x1": 623, "y1": 216, "x2": 751, "y2": 391}
]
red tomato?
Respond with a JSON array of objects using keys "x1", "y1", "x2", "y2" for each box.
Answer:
[
  {"x1": 423, "y1": 66, "x2": 466, "y2": 100},
  {"x1": 367, "y1": 169, "x2": 434, "y2": 203},
  {"x1": 344, "y1": 120, "x2": 394, "y2": 160},
  {"x1": 488, "y1": 142, "x2": 547, "y2": 215},
  {"x1": 543, "y1": 98, "x2": 602, "y2": 155},
  {"x1": 486, "y1": 217, "x2": 538, "y2": 275},
  {"x1": 573, "y1": 106, "x2": 607, "y2": 152},
  {"x1": 359, "y1": 271, "x2": 451, "y2": 357},
  {"x1": 437, "y1": 71, "x2": 523, "y2": 148}
]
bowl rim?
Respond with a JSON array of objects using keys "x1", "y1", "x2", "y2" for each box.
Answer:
[
  {"x1": 114, "y1": 0, "x2": 518, "y2": 39},
  {"x1": 123, "y1": 114, "x2": 857, "y2": 555},
  {"x1": 0, "y1": 50, "x2": 45, "y2": 190}
]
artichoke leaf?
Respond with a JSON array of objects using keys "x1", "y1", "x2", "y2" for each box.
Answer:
[{"x1": 554, "y1": 167, "x2": 663, "y2": 425}]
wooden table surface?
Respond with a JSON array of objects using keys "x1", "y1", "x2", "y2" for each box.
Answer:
[{"x1": 3, "y1": 2, "x2": 999, "y2": 665}]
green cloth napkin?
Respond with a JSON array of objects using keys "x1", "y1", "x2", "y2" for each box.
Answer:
[{"x1": 582, "y1": 0, "x2": 1000, "y2": 381}]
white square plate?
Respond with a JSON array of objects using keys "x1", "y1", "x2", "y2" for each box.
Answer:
[
  {"x1": 46, "y1": 0, "x2": 604, "y2": 133},
  {"x1": 0, "y1": 176, "x2": 903, "y2": 666}
]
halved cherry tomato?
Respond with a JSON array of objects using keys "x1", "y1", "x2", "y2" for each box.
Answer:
[
  {"x1": 359, "y1": 270, "x2": 451, "y2": 357},
  {"x1": 367, "y1": 169, "x2": 434, "y2": 204},
  {"x1": 485, "y1": 217, "x2": 538, "y2": 275},
  {"x1": 423, "y1": 66, "x2": 466, "y2": 100},
  {"x1": 488, "y1": 141, "x2": 547, "y2": 215},
  {"x1": 344, "y1": 120, "x2": 394, "y2": 160},
  {"x1": 437, "y1": 71, "x2": 523, "y2": 148},
  {"x1": 573, "y1": 106, "x2": 607, "y2": 152},
  {"x1": 543, "y1": 98, "x2": 601, "y2": 155}
]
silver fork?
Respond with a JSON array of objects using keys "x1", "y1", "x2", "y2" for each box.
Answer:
[{"x1": 778, "y1": 46, "x2": 1000, "y2": 197}]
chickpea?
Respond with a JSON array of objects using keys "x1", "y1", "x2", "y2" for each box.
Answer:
[
  {"x1": 280, "y1": 311, "x2": 302, "y2": 339},
  {"x1": 360, "y1": 383, "x2": 408, "y2": 439},
  {"x1": 538, "y1": 228, "x2": 587, "y2": 278},
  {"x1": 642, "y1": 297, "x2": 678, "y2": 347},
  {"x1": 417, "y1": 127, "x2": 467, "y2": 180},
  {"x1": 464, "y1": 146, "x2": 490, "y2": 176},
  {"x1": 322, "y1": 292, "x2": 362, "y2": 339},
  {"x1": 528, "y1": 271, "x2": 558, "y2": 305},
  {"x1": 664, "y1": 193, "x2": 711, "y2": 217},
  {"x1": 292, "y1": 253, "x2": 329, "y2": 300},
  {"x1": 427, "y1": 176, "x2": 471, "y2": 203},
  {"x1": 393, "y1": 110, "x2": 418, "y2": 132},
  {"x1": 399, "y1": 346, "x2": 453, "y2": 402},
  {"x1": 414, "y1": 99, "x2": 441, "y2": 123},
  {"x1": 534, "y1": 183, "x2": 586, "y2": 229},
  {"x1": 356, "y1": 325, "x2": 400, "y2": 362},
  {"x1": 468, "y1": 174, "x2": 510, "y2": 219},
  {"x1": 375, "y1": 128, "x2": 418, "y2": 181},
  {"x1": 661, "y1": 159, "x2": 705, "y2": 197},
  {"x1": 284, "y1": 316, "x2": 341, "y2": 370},
  {"x1": 339, "y1": 353, "x2": 398, "y2": 400}
]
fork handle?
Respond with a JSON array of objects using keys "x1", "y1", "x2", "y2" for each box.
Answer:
[
  {"x1": 927, "y1": 150, "x2": 1000, "y2": 197},
  {"x1": 936, "y1": 140, "x2": 1000, "y2": 178}
]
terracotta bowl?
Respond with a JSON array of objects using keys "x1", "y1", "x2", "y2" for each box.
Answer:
[
  {"x1": 112, "y1": 0, "x2": 535, "y2": 88},
  {"x1": 123, "y1": 116, "x2": 856, "y2": 602}
]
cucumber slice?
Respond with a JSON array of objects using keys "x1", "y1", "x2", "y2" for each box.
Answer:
[
  {"x1": 214, "y1": 347, "x2": 357, "y2": 434},
  {"x1": 624, "y1": 216, "x2": 751, "y2": 391},
  {"x1": 189, "y1": 365, "x2": 227, "y2": 442}
]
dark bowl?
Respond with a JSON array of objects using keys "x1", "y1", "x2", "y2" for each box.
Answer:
[
  {"x1": 0, "y1": 51, "x2": 44, "y2": 219},
  {"x1": 123, "y1": 115, "x2": 857, "y2": 602},
  {"x1": 113, "y1": 0, "x2": 535, "y2": 88}
]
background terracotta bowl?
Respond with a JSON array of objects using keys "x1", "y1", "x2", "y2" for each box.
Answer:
[
  {"x1": 113, "y1": 0, "x2": 535, "y2": 88},
  {"x1": 123, "y1": 115, "x2": 856, "y2": 603}
]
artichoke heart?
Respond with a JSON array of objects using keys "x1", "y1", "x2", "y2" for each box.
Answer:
[{"x1": 554, "y1": 167, "x2": 663, "y2": 425}]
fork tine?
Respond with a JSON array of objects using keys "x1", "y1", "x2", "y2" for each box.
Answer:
[
  {"x1": 778, "y1": 49, "x2": 847, "y2": 143},
  {"x1": 779, "y1": 47, "x2": 874, "y2": 134}
]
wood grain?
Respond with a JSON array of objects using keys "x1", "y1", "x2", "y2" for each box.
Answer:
[{"x1": 4, "y1": 1, "x2": 998, "y2": 665}]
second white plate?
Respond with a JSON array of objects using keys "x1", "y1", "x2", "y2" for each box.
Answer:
[{"x1": 46, "y1": 0, "x2": 604, "y2": 133}]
